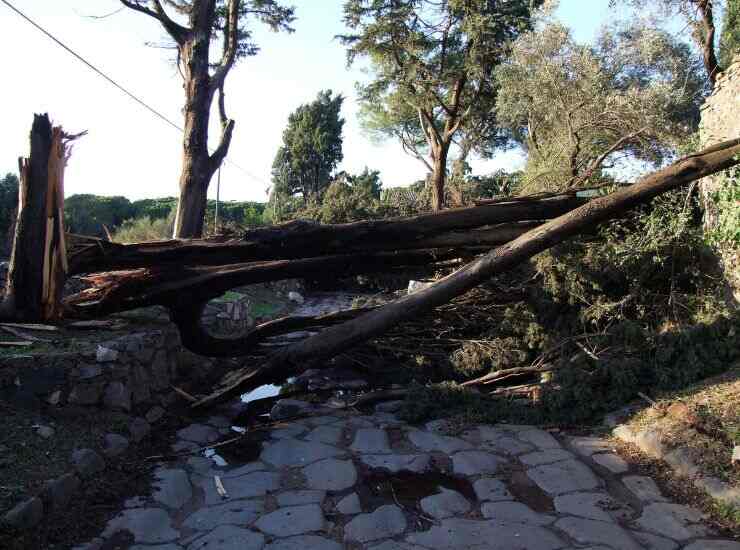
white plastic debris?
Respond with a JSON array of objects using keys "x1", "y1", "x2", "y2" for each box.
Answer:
[
  {"x1": 288, "y1": 291, "x2": 305, "y2": 304},
  {"x1": 407, "y1": 280, "x2": 434, "y2": 295}
]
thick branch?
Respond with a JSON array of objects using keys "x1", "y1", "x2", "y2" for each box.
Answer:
[
  {"x1": 119, "y1": 0, "x2": 189, "y2": 43},
  {"x1": 191, "y1": 137, "x2": 740, "y2": 408}
]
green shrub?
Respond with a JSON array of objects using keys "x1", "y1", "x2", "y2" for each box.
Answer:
[{"x1": 112, "y1": 211, "x2": 175, "y2": 242}]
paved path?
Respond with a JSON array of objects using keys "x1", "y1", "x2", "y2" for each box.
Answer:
[{"x1": 76, "y1": 405, "x2": 739, "y2": 550}]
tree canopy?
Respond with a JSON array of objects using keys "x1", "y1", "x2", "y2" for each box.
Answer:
[
  {"x1": 271, "y1": 90, "x2": 345, "y2": 201},
  {"x1": 720, "y1": 0, "x2": 740, "y2": 67},
  {"x1": 496, "y1": 21, "x2": 705, "y2": 191},
  {"x1": 340, "y1": 0, "x2": 543, "y2": 210}
]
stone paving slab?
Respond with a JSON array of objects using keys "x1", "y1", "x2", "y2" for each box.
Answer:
[{"x1": 81, "y1": 404, "x2": 740, "y2": 550}]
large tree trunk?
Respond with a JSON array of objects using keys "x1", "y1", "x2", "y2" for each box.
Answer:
[
  {"x1": 429, "y1": 141, "x2": 450, "y2": 211},
  {"x1": 172, "y1": 8, "x2": 217, "y2": 239},
  {"x1": 191, "y1": 138, "x2": 740, "y2": 408},
  {"x1": 0, "y1": 114, "x2": 68, "y2": 321}
]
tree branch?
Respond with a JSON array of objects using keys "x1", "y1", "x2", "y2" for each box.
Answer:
[
  {"x1": 210, "y1": 0, "x2": 240, "y2": 91},
  {"x1": 119, "y1": 0, "x2": 189, "y2": 44}
]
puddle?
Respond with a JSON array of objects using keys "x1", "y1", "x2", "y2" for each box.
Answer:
[
  {"x1": 209, "y1": 431, "x2": 268, "y2": 464},
  {"x1": 357, "y1": 470, "x2": 476, "y2": 511},
  {"x1": 505, "y1": 470, "x2": 554, "y2": 513}
]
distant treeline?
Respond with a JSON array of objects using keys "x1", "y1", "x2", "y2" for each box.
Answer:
[{"x1": 64, "y1": 194, "x2": 266, "y2": 238}]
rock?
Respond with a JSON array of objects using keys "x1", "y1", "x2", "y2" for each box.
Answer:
[
  {"x1": 265, "y1": 535, "x2": 342, "y2": 550},
  {"x1": 407, "y1": 517, "x2": 564, "y2": 550},
  {"x1": 663, "y1": 447, "x2": 700, "y2": 477},
  {"x1": 666, "y1": 401, "x2": 698, "y2": 425},
  {"x1": 407, "y1": 430, "x2": 472, "y2": 454},
  {"x1": 684, "y1": 541, "x2": 740, "y2": 550},
  {"x1": 451, "y1": 450, "x2": 503, "y2": 475},
  {"x1": 472, "y1": 478, "x2": 512, "y2": 502},
  {"x1": 103, "y1": 382, "x2": 132, "y2": 412},
  {"x1": 271, "y1": 424, "x2": 306, "y2": 439},
  {"x1": 3, "y1": 497, "x2": 43, "y2": 529},
  {"x1": 304, "y1": 425, "x2": 343, "y2": 446},
  {"x1": 695, "y1": 476, "x2": 740, "y2": 506},
  {"x1": 72, "y1": 448, "x2": 106, "y2": 478},
  {"x1": 554, "y1": 492, "x2": 616, "y2": 522},
  {"x1": 351, "y1": 428, "x2": 391, "y2": 454},
  {"x1": 186, "y1": 525, "x2": 263, "y2": 549},
  {"x1": 527, "y1": 459, "x2": 600, "y2": 495},
  {"x1": 276, "y1": 490, "x2": 326, "y2": 507},
  {"x1": 630, "y1": 531, "x2": 679, "y2": 550},
  {"x1": 567, "y1": 436, "x2": 613, "y2": 456},
  {"x1": 480, "y1": 501, "x2": 554, "y2": 525},
  {"x1": 102, "y1": 508, "x2": 178, "y2": 544},
  {"x1": 518, "y1": 429, "x2": 561, "y2": 450},
  {"x1": 592, "y1": 452, "x2": 629, "y2": 473},
  {"x1": 145, "y1": 406, "x2": 166, "y2": 423},
  {"x1": 153, "y1": 468, "x2": 192, "y2": 510},
  {"x1": 36, "y1": 425, "x2": 55, "y2": 439},
  {"x1": 96, "y1": 345, "x2": 119, "y2": 362},
  {"x1": 288, "y1": 291, "x2": 305, "y2": 304},
  {"x1": 622, "y1": 476, "x2": 667, "y2": 503},
  {"x1": 43, "y1": 473, "x2": 81, "y2": 511},
  {"x1": 303, "y1": 458, "x2": 357, "y2": 491},
  {"x1": 254, "y1": 504, "x2": 325, "y2": 537},
  {"x1": 128, "y1": 417, "x2": 151, "y2": 443},
  {"x1": 183, "y1": 499, "x2": 264, "y2": 531},
  {"x1": 733, "y1": 445, "x2": 740, "y2": 465},
  {"x1": 337, "y1": 493, "x2": 362, "y2": 514},
  {"x1": 78, "y1": 365, "x2": 103, "y2": 380},
  {"x1": 482, "y1": 436, "x2": 534, "y2": 456},
  {"x1": 193, "y1": 471, "x2": 280, "y2": 505},
  {"x1": 359, "y1": 453, "x2": 431, "y2": 474},
  {"x1": 176, "y1": 423, "x2": 219, "y2": 445},
  {"x1": 221, "y1": 461, "x2": 267, "y2": 478},
  {"x1": 103, "y1": 433, "x2": 130, "y2": 457},
  {"x1": 344, "y1": 505, "x2": 406, "y2": 543},
  {"x1": 555, "y1": 517, "x2": 642, "y2": 550},
  {"x1": 261, "y1": 439, "x2": 343, "y2": 468},
  {"x1": 519, "y1": 449, "x2": 574, "y2": 466},
  {"x1": 421, "y1": 488, "x2": 471, "y2": 519},
  {"x1": 270, "y1": 399, "x2": 313, "y2": 421},
  {"x1": 635, "y1": 502, "x2": 708, "y2": 540},
  {"x1": 68, "y1": 382, "x2": 104, "y2": 405}
]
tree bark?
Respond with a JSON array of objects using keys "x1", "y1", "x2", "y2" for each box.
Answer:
[
  {"x1": 0, "y1": 114, "x2": 68, "y2": 322},
  {"x1": 172, "y1": 9, "x2": 218, "y2": 239},
  {"x1": 191, "y1": 137, "x2": 740, "y2": 408},
  {"x1": 430, "y1": 142, "x2": 450, "y2": 211},
  {"x1": 70, "y1": 194, "x2": 584, "y2": 275}
]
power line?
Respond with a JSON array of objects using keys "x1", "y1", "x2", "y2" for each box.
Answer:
[{"x1": 1, "y1": 0, "x2": 269, "y2": 188}]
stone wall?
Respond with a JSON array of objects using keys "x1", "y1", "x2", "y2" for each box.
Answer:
[
  {"x1": 0, "y1": 326, "x2": 218, "y2": 417},
  {"x1": 699, "y1": 55, "x2": 740, "y2": 304}
]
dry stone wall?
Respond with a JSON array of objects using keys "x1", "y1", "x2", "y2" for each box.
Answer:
[{"x1": 699, "y1": 55, "x2": 740, "y2": 304}]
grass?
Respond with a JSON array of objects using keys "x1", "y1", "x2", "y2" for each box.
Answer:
[{"x1": 625, "y1": 362, "x2": 740, "y2": 486}]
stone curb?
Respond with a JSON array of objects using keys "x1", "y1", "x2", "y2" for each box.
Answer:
[{"x1": 612, "y1": 424, "x2": 740, "y2": 507}]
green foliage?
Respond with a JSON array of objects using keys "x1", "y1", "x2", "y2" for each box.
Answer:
[
  {"x1": 707, "y1": 163, "x2": 740, "y2": 247},
  {"x1": 496, "y1": 21, "x2": 704, "y2": 192},
  {"x1": 340, "y1": 0, "x2": 541, "y2": 200},
  {"x1": 64, "y1": 194, "x2": 136, "y2": 237},
  {"x1": 112, "y1": 210, "x2": 175, "y2": 243},
  {"x1": 0, "y1": 173, "x2": 19, "y2": 254},
  {"x1": 271, "y1": 90, "x2": 345, "y2": 201},
  {"x1": 720, "y1": 0, "x2": 740, "y2": 67}
]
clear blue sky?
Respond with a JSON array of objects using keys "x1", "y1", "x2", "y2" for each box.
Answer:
[{"x1": 0, "y1": 0, "x2": 669, "y2": 203}]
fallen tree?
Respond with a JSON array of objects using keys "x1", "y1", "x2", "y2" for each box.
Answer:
[{"x1": 187, "y1": 138, "x2": 740, "y2": 408}]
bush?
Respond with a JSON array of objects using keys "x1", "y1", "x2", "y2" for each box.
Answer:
[{"x1": 112, "y1": 211, "x2": 175, "y2": 242}]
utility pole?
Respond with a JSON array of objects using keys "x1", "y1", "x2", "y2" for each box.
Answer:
[{"x1": 214, "y1": 168, "x2": 221, "y2": 234}]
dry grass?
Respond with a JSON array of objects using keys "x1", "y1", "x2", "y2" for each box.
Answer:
[{"x1": 627, "y1": 362, "x2": 740, "y2": 486}]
